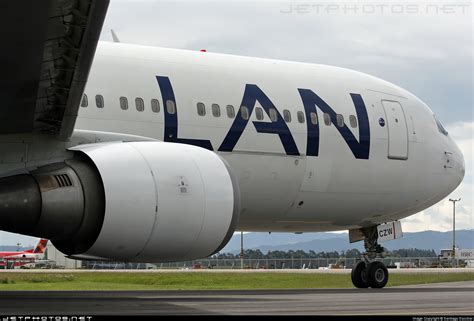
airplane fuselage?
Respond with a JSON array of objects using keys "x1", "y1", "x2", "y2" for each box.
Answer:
[{"x1": 68, "y1": 42, "x2": 464, "y2": 232}]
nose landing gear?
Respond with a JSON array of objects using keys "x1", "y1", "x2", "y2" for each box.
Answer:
[
  {"x1": 351, "y1": 226, "x2": 389, "y2": 289},
  {"x1": 352, "y1": 260, "x2": 389, "y2": 289}
]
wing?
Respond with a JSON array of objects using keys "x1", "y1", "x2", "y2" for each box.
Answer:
[{"x1": 0, "y1": 0, "x2": 109, "y2": 140}]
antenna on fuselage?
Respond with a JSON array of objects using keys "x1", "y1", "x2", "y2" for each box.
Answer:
[{"x1": 111, "y1": 29, "x2": 121, "y2": 43}]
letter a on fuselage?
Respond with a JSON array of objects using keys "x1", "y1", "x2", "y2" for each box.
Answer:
[{"x1": 219, "y1": 84, "x2": 299, "y2": 155}]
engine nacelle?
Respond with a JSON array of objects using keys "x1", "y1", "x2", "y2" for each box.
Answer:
[
  {"x1": 0, "y1": 142, "x2": 240, "y2": 262},
  {"x1": 71, "y1": 142, "x2": 240, "y2": 262}
]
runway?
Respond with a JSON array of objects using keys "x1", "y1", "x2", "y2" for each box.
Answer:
[{"x1": 0, "y1": 281, "x2": 473, "y2": 315}]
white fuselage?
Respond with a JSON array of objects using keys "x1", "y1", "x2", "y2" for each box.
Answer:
[
  {"x1": 1, "y1": 252, "x2": 42, "y2": 260},
  {"x1": 30, "y1": 42, "x2": 470, "y2": 232}
]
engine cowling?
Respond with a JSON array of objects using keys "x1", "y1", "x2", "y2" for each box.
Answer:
[{"x1": 0, "y1": 142, "x2": 240, "y2": 262}]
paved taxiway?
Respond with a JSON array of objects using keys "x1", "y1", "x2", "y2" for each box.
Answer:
[{"x1": 0, "y1": 281, "x2": 472, "y2": 315}]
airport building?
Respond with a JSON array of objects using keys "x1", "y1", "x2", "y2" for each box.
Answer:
[{"x1": 44, "y1": 243, "x2": 82, "y2": 269}]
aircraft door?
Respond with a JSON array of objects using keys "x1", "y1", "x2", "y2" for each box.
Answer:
[{"x1": 381, "y1": 100, "x2": 408, "y2": 160}]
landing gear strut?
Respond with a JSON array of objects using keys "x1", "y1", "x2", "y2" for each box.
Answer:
[{"x1": 351, "y1": 226, "x2": 389, "y2": 289}]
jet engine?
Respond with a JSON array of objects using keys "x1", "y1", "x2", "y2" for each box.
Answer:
[{"x1": 0, "y1": 142, "x2": 240, "y2": 262}]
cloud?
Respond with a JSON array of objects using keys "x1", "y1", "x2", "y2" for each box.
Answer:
[
  {"x1": 0, "y1": 232, "x2": 38, "y2": 247},
  {"x1": 102, "y1": 0, "x2": 472, "y2": 124}
]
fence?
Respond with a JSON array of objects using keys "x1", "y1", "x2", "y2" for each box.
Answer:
[{"x1": 80, "y1": 257, "x2": 455, "y2": 270}]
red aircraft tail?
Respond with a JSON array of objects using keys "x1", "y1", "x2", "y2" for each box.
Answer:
[{"x1": 33, "y1": 239, "x2": 48, "y2": 254}]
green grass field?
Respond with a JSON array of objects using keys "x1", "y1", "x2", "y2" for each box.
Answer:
[{"x1": 0, "y1": 272, "x2": 472, "y2": 290}]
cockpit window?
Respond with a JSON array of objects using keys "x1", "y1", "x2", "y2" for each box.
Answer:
[{"x1": 434, "y1": 115, "x2": 448, "y2": 136}]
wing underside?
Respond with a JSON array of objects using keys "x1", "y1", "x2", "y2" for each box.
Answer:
[{"x1": 0, "y1": 0, "x2": 109, "y2": 140}]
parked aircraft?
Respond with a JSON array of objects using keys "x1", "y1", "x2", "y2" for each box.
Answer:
[{"x1": 0, "y1": 239, "x2": 48, "y2": 259}]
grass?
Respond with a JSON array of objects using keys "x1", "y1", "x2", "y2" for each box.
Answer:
[{"x1": 0, "y1": 271, "x2": 472, "y2": 291}]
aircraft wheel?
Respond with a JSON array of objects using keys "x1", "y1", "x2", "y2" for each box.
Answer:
[
  {"x1": 351, "y1": 261, "x2": 369, "y2": 288},
  {"x1": 367, "y1": 261, "x2": 389, "y2": 289}
]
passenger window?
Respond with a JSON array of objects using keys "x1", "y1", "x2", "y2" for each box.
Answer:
[
  {"x1": 120, "y1": 97, "x2": 128, "y2": 110},
  {"x1": 323, "y1": 113, "x2": 331, "y2": 126},
  {"x1": 151, "y1": 99, "x2": 160, "y2": 113},
  {"x1": 95, "y1": 95, "x2": 104, "y2": 108},
  {"x1": 297, "y1": 111, "x2": 305, "y2": 123},
  {"x1": 226, "y1": 105, "x2": 235, "y2": 118},
  {"x1": 136, "y1": 98, "x2": 145, "y2": 112},
  {"x1": 255, "y1": 107, "x2": 264, "y2": 121},
  {"x1": 81, "y1": 94, "x2": 88, "y2": 107},
  {"x1": 310, "y1": 112, "x2": 318, "y2": 125},
  {"x1": 283, "y1": 109, "x2": 291, "y2": 123},
  {"x1": 212, "y1": 104, "x2": 221, "y2": 117},
  {"x1": 269, "y1": 108, "x2": 278, "y2": 122},
  {"x1": 336, "y1": 114, "x2": 344, "y2": 127},
  {"x1": 197, "y1": 102, "x2": 206, "y2": 116},
  {"x1": 166, "y1": 100, "x2": 176, "y2": 114},
  {"x1": 241, "y1": 106, "x2": 249, "y2": 120},
  {"x1": 349, "y1": 115, "x2": 358, "y2": 128}
]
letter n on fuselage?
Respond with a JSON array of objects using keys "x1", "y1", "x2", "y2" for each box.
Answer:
[{"x1": 298, "y1": 89, "x2": 370, "y2": 159}]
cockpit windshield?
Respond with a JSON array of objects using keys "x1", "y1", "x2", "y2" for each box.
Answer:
[{"x1": 434, "y1": 115, "x2": 448, "y2": 136}]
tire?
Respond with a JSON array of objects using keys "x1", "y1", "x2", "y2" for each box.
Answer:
[
  {"x1": 351, "y1": 261, "x2": 369, "y2": 288},
  {"x1": 367, "y1": 261, "x2": 389, "y2": 289}
]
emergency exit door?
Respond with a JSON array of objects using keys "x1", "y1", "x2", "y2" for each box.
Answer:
[{"x1": 381, "y1": 100, "x2": 408, "y2": 160}]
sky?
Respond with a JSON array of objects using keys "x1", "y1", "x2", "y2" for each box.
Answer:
[{"x1": 1, "y1": 0, "x2": 472, "y2": 246}]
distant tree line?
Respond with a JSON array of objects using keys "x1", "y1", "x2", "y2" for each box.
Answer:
[{"x1": 212, "y1": 248, "x2": 437, "y2": 259}]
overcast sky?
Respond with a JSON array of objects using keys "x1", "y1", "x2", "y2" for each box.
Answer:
[{"x1": 1, "y1": 0, "x2": 472, "y2": 246}]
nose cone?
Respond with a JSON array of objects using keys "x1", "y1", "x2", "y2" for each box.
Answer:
[
  {"x1": 459, "y1": 149, "x2": 466, "y2": 179},
  {"x1": 450, "y1": 138, "x2": 465, "y2": 188}
]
